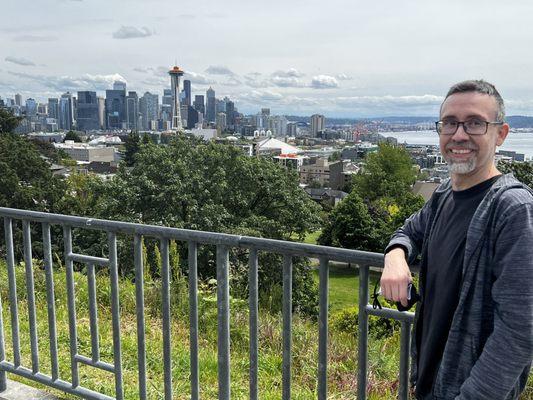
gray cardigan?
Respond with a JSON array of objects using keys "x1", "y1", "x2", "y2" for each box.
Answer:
[{"x1": 386, "y1": 174, "x2": 533, "y2": 399}]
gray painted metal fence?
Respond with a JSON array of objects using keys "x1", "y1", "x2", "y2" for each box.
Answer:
[{"x1": 0, "y1": 207, "x2": 415, "y2": 399}]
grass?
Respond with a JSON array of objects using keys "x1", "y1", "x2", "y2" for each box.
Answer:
[{"x1": 0, "y1": 259, "x2": 531, "y2": 399}]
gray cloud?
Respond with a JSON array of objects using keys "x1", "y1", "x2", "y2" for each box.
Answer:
[
  {"x1": 334, "y1": 95, "x2": 443, "y2": 109},
  {"x1": 336, "y1": 73, "x2": 352, "y2": 81},
  {"x1": 270, "y1": 76, "x2": 305, "y2": 88},
  {"x1": 9, "y1": 71, "x2": 127, "y2": 91},
  {"x1": 205, "y1": 65, "x2": 235, "y2": 76},
  {"x1": 184, "y1": 71, "x2": 216, "y2": 85},
  {"x1": 5, "y1": 56, "x2": 36, "y2": 66},
  {"x1": 13, "y1": 35, "x2": 57, "y2": 42},
  {"x1": 112, "y1": 26, "x2": 153, "y2": 39},
  {"x1": 272, "y1": 68, "x2": 305, "y2": 78},
  {"x1": 311, "y1": 75, "x2": 339, "y2": 89}
]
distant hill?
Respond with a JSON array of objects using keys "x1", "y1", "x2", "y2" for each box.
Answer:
[
  {"x1": 507, "y1": 116, "x2": 533, "y2": 128},
  {"x1": 285, "y1": 115, "x2": 533, "y2": 128}
]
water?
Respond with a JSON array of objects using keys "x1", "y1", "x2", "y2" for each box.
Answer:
[{"x1": 381, "y1": 130, "x2": 533, "y2": 159}]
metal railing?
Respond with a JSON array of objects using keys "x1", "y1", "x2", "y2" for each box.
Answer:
[{"x1": 0, "y1": 207, "x2": 415, "y2": 400}]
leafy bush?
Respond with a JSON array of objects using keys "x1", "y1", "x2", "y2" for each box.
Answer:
[{"x1": 331, "y1": 306, "x2": 402, "y2": 339}]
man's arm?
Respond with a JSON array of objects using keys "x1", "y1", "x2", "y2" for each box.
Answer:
[
  {"x1": 457, "y1": 196, "x2": 533, "y2": 399},
  {"x1": 381, "y1": 199, "x2": 433, "y2": 306}
]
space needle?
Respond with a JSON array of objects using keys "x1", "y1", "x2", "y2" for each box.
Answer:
[{"x1": 168, "y1": 65, "x2": 185, "y2": 131}]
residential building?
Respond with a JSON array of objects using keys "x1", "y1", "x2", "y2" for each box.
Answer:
[
  {"x1": 299, "y1": 157, "x2": 330, "y2": 186},
  {"x1": 310, "y1": 114, "x2": 325, "y2": 137}
]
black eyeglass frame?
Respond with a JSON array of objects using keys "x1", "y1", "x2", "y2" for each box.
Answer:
[{"x1": 435, "y1": 120, "x2": 504, "y2": 136}]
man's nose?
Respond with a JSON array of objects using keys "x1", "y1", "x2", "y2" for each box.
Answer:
[{"x1": 451, "y1": 123, "x2": 470, "y2": 141}]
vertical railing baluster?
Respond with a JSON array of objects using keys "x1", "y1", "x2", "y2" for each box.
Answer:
[
  {"x1": 22, "y1": 220, "x2": 39, "y2": 373},
  {"x1": 216, "y1": 245, "x2": 230, "y2": 400},
  {"x1": 63, "y1": 226, "x2": 79, "y2": 387},
  {"x1": 0, "y1": 221, "x2": 6, "y2": 391},
  {"x1": 108, "y1": 232, "x2": 124, "y2": 400},
  {"x1": 318, "y1": 257, "x2": 329, "y2": 400},
  {"x1": 357, "y1": 265, "x2": 369, "y2": 400},
  {"x1": 282, "y1": 254, "x2": 292, "y2": 400},
  {"x1": 4, "y1": 218, "x2": 20, "y2": 368},
  {"x1": 248, "y1": 248, "x2": 259, "y2": 400},
  {"x1": 87, "y1": 263, "x2": 100, "y2": 363},
  {"x1": 188, "y1": 241, "x2": 199, "y2": 400},
  {"x1": 42, "y1": 222, "x2": 59, "y2": 381},
  {"x1": 160, "y1": 238, "x2": 172, "y2": 400},
  {"x1": 134, "y1": 235, "x2": 147, "y2": 400},
  {"x1": 399, "y1": 321, "x2": 411, "y2": 400}
]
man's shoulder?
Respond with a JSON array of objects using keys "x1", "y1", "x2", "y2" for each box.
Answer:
[{"x1": 492, "y1": 174, "x2": 533, "y2": 208}]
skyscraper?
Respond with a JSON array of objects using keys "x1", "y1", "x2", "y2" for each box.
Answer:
[
  {"x1": 105, "y1": 82, "x2": 126, "y2": 130},
  {"x1": 59, "y1": 92, "x2": 75, "y2": 130},
  {"x1": 25, "y1": 98, "x2": 37, "y2": 116},
  {"x1": 193, "y1": 95, "x2": 205, "y2": 116},
  {"x1": 225, "y1": 100, "x2": 235, "y2": 127},
  {"x1": 310, "y1": 114, "x2": 325, "y2": 137},
  {"x1": 168, "y1": 65, "x2": 185, "y2": 131},
  {"x1": 139, "y1": 92, "x2": 159, "y2": 130},
  {"x1": 48, "y1": 98, "x2": 59, "y2": 120},
  {"x1": 206, "y1": 87, "x2": 216, "y2": 123},
  {"x1": 97, "y1": 97, "x2": 105, "y2": 129},
  {"x1": 126, "y1": 91, "x2": 140, "y2": 131},
  {"x1": 161, "y1": 89, "x2": 172, "y2": 123},
  {"x1": 183, "y1": 79, "x2": 191, "y2": 107},
  {"x1": 76, "y1": 91, "x2": 100, "y2": 131},
  {"x1": 15, "y1": 94, "x2": 22, "y2": 107}
]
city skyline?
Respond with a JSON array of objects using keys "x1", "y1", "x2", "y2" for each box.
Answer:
[{"x1": 2, "y1": 0, "x2": 533, "y2": 117}]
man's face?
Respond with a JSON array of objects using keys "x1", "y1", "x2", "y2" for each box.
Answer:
[{"x1": 439, "y1": 92, "x2": 508, "y2": 178}]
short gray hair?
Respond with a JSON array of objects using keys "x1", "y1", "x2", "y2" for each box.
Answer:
[{"x1": 444, "y1": 79, "x2": 505, "y2": 122}]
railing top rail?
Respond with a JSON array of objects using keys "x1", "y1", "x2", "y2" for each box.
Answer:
[{"x1": 0, "y1": 207, "x2": 384, "y2": 266}]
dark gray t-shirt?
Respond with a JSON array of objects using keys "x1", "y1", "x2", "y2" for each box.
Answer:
[{"x1": 416, "y1": 175, "x2": 501, "y2": 399}]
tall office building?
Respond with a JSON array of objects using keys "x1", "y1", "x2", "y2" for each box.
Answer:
[
  {"x1": 48, "y1": 98, "x2": 59, "y2": 119},
  {"x1": 161, "y1": 89, "x2": 172, "y2": 123},
  {"x1": 139, "y1": 92, "x2": 159, "y2": 130},
  {"x1": 193, "y1": 95, "x2": 205, "y2": 116},
  {"x1": 310, "y1": 114, "x2": 325, "y2": 137},
  {"x1": 168, "y1": 65, "x2": 185, "y2": 131},
  {"x1": 15, "y1": 94, "x2": 22, "y2": 107},
  {"x1": 25, "y1": 98, "x2": 37, "y2": 116},
  {"x1": 225, "y1": 100, "x2": 235, "y2": 127},
  {"x1": 216, "y1": 112, "x2": 227, "y2": 132},
  {"x1": 76, "y1": 91, "x2": 100, "y2": 131},
  {"x1": 126, "y1": 91, "x2": 140, "y2": 131},
  {"x1": 105, "y1": 82, "x2": 126, "y2": 129},
  {"x1": 206, "y1": 87, "x2": 216, "y2": 123},
  {"x1": 183, "y1": 79, "x2": 191, "y2": 106},
  {"x1": 97, "y1": 97, "x2": 105, "y2": 129},
  {"x1": 59, "y1": 92, "x2": 75, "y2": 130}
]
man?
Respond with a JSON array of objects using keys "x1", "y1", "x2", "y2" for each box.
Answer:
[{"x1": 380, "y1": 80, "x2": 533, "y2": 399}]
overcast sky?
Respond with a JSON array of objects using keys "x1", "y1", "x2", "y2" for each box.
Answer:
[{"x1": 2, "y1": 0, "x2": 533, "y2": 117}]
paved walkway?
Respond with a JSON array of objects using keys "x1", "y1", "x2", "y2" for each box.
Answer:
[{"x1": 0, "y1": 380, "x2": 62, "y2": 400}]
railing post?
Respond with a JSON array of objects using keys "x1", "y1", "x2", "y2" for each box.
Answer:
[
  {"x1": 188, "y1": 241, "x2": 199, "y2": 400},
  {"x1": 133, "y1": 234, "x2": 147, "y2": 400},
  {"x1": 318, "y1": 257, "x2": 329, "y2": 400},
  {"x1": 217, "y1": 245, "x2": 231, "y2": 400},
  {"x1": 358, "y1": 265, "x2": 369, "y2": 400},
  {"x1": 0, "y1": 220, "x2": 5, "y2": 391},
  {"x1": 282, "y1": 255, "x2": 292, "y2": 400},
  {"x1": 248, "y1": 248, "x2": 259, "y2": 400},
  {"x1": 399, "y1": 321, "x2": 411, "y2": 400},
  {"x1": 160, "y1": 238, "x2": 172, "y2": 400},
  {"x1": 63, "y1": 226, "x2": 79, "y2": 388}
]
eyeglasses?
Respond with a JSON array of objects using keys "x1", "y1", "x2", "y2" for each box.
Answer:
[{"x1": 435, "y1": 118, "x2": 503, "y2": 136}]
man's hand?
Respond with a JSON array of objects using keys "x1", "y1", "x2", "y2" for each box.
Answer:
[{"x1": 381, "y1": 247, "x2": 412, "y2": 307}]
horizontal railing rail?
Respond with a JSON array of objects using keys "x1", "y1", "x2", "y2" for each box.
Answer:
[{"x1": 0, "y1": 207, "x2": 415, "y2": 400}]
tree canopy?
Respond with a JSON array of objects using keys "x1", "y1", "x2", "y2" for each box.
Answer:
[
  {"x1": 320, "y1": 143, "x2": 424, "y2": 252},
  {"x1": 0, "y1": 108, "x2": 22, "y2": 134}
]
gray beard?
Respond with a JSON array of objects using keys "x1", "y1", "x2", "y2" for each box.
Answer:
[{"x1": 447, "y1": 157, "x2": 476, "y2": 174}]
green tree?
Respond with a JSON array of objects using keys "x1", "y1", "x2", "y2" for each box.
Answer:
[
  {"x1": 498, "y1": 160, "x2": 533, "y2": 187},
  {"x1": 352, "y1": 143, "x2": 418, "y2": 201},
  {"x1": 320, "y1": 143, "x2": 425, "y2": 252},
  {"x1": 123, "y1": 131, "x2": 141, "y2": 167},
  {"x1": 0, "y1": 108, "x2": 22, "y2": 133},
  {"x1": 63, "y1": 130, "x2": 82, "y2": 143}
]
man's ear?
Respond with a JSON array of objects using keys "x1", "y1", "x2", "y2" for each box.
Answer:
[{"x1": 496, "y1": 123, "x2": 509, "y2": 146}]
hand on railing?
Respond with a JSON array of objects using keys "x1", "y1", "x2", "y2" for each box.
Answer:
[{"x1": 380, "y1": 247, "x2": 412, "y2": 307}]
